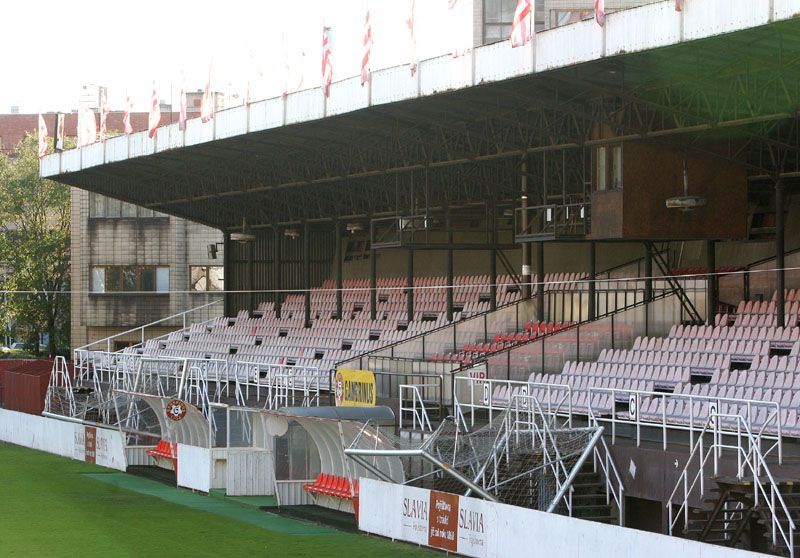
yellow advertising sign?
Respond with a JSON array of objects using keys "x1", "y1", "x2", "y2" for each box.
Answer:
[{"x1": 334, "y1": 369, "x2": 376, "y2": 407}]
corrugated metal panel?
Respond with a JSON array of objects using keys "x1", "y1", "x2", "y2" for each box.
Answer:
[
  {"x1": 775, "y1": 0, "x2": 800, "y2": 19},
  {"x1": 606, "y1": 2, "x2": 681, "y2": 56},
  {"x1": 4, "y1": 368, "x2": 50, "y2": 415},
  {"x1": 128, "y1": 131, "x2": 155, "y2": 159},
  {"x1": 474, "y1": 40, "x2": 532, "y2": 85},
  {"x1": 276, "y1": 479, "x2": 314, "y2": 506},
  {"x1": 536, "y1": 19, "x2": 604, "y2": 72},
  {"x1": 371, "y1": 66, "x2": 418, "y2": 105},
  {"x1": 125, "y1": 446, "x2": 154, "y2": 467},
  {"x1": 184, "y1": 116, "x2": 215, "y2": 147},
  {"x1": 226, "y1": 450, "x2": 273, "y2": 496},
  {"x1": 286, "y1": 89, "x2": 324, "y2": 125},
  {"x1": 40, "y1": 153, "x2": 61, "y2": 175},
  {"x1": 105, "y1": 135, "x2": 129, "y2": 163},
  {"x1": 420, "y1": 54, "x2": 472, "y2": 96},
  {"x1": 326, "y1": 77, "x2": 369, "y2": 117},
  {"x1": 82, "y1": 142, "x2": 104, "y2": 167},
  {"x1": 155, "y1": 122, "x2": 181, "y2": 153},
  {"x1": 61, "y1": 148, "x2": 81, "y2": 172},
  {"x1": 216, "y1": 105, "x2": 248, "y2": 140},
  {"x1": 684, "y1": 0, "x2": 770, "y2": 40},
  {"x1": 228, "y1": 228, "x2": 334, "y2": 314},
  {"x1": 249, "y1": 98, "x2": 284, "y2": 132},
  {"x1": 165, "y1": 122, "x2": 185, "y2": 151}
]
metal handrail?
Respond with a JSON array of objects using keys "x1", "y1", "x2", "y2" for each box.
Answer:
[
  {"x1": 75, "y1": 299, "x2": 223, "y2": 353},
  {"x1": 667, "y1": 413, "x2": 795, "y2": 556},
  {"x1": 586, "y1": 386, "x2": 782, "y2": 462},
  {"x1": 592, "y1": 434, "x2": 625, "y2": 526},
  {"x1": 454, "y1": 376, "x2": 572, "y2": 428},
  {"x1": 399, "y1": 383, "x2": 437, "y2": 432}
]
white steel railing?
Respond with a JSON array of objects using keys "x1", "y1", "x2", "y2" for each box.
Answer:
[
  {"x1": 74, "y1": 299, "x2": 223, "y2": 354},
  {"x1": 454, "y1": 376, "x2": 573, "y2": 429},
  {"x1": 667, "y1": 413, "x2": 795, "y2": 557},
  {"x1": 44, "y1": 356, "x2": 75, "y2": 416},
  {"x1": 586, "y1": 386, "x2": 782, "y2": 463},
  {"x1": 399, "y1": 383, "x2": 437, "y2": 432},
  {"x1": 233, "y1": 361, "x2": 321, "y2": 410}
]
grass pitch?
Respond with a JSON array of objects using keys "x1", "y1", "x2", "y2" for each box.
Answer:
[{"x1": 0, "y1": 442, "x2": 435, "y2": 557}]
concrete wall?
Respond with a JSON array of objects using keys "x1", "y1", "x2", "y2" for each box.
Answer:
[{"x1": 70, "y1": 188, "x2": 224, "y2": 350}]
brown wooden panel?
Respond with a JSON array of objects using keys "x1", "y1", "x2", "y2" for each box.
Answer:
[
  {"x1": 590, "y1": 190, "x2": 624, "y2": 239},
  {"x1": 623, "y1": 142, "x2": 747, "y2": 240}
]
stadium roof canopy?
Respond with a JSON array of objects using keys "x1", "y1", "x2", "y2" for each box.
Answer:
[{"x1": 41, "y1": 0, "x2": 800, "y2": 232}]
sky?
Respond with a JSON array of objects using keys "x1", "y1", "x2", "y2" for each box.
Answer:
[{"x1": 1, "y1": 0, "x2": 475, "y2": 114}]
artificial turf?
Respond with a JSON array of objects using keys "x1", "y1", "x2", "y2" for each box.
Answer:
[{"x1": 0, "y1": 441, "x2": 436, "y2": 557}]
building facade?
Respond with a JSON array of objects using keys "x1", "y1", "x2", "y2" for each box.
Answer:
[{"x1": 0, "y1": 108, "x2": 225, "y2": 352}]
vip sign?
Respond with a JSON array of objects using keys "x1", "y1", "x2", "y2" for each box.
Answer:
[{"x1": 334, "y1": 369, "x2": 377, "y2": 407}]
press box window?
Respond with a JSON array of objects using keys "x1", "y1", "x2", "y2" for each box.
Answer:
[
  {"x1": 190, "y1": 266, "x2": 225, "y2": 292},
  {"x1": 595, "y1": 145, "x2": 623, "y2": 192},
  {"x1": 91, "y1": 266, "x2": 169, "y2": 293}
]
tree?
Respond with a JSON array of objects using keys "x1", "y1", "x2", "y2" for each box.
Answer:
[{"x1": 0, "y1": 133, "x2": 70, "y2": 356}]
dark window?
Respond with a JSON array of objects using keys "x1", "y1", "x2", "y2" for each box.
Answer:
[
  {"x1": 190, "y1": 265, "x2": 225, "y2": 292},
  {"x1": 89, "y1": 192, "x2": 163, "y2": 218},
  {"x1": 90, "y1": 266, "x2": 169, "y2": 293}
]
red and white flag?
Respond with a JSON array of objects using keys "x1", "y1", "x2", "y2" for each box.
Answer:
[
  {"x1": 407, "y1": 0, "x2": 417, "y2": 76},
  {"x1": 148, "y1": 83, "x2": 161, "y2": 139},
  {"x1": 201, "y1": 65, "x2": 215, "y2": 123},
  {"x1": 510, "y1": 0, "x2": 532, "y2": 48},
  {"x1": 675, "y1": 0, "x2": 684, "y2": 11},
  {"x1": 82, "y1": 106, "x2": 97, "y2": 146},
  {"x1": 595, "y1": 0, "x2": 606, "y2": 27},
  {"x1": 361, "y1": 10, "x2": 372, "y2": 86},
  {"x1": 122, "y1": 96, "x2": 133, "y2": 135},
  {"x1": 179, "y1": 77, "x2": 188, "y2": 131},
  {"x1": 99, "y1": 88, "x2": 109, "y2": 142},
  {"x1": 322, "y1": 26, "x2": 333, "y2": 97},
  {"x1": 37, "y1": 114, "x2": 48, "y2": 158}
]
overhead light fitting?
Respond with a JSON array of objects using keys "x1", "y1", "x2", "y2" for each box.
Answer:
[
  {"x1": 207, "y1": 242, "x2": 224, "y2": 259},
  {"x1": 666, "y1": 160, "x2": 707, "y2": 212},
  {"x1": 346, "y1": 222, "x2": 364, "y2": 234},
  {"x1": 230, "y1": 217, "x2": 256, "y2": 243},
  {"x1": 284, "y1": 228, "x2": 300, "y2": 239}
]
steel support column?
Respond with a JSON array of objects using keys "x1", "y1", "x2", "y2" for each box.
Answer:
[
  {"x1": 223, "y1": 231, "x2": 232, "y2": 317},
  {"x1": 536, "y1": 242, "x2": 545, "y2": 322},
  {"x1": 588, "y1": 241, "x2": 596, "y2": 321},
  {"x1": 776, "y1": 180, "x2": 786, "y2": 328},
  {"x1": 247, "y1": 238, "x2": 255, "y2": 315},
  {"x1": 303, "y1": 222, "x2": 311, "y2": 328},
  {"x1": 644, "y1": 242, "x2": 652, "y2": 336},
  {"x1": 370, "y1": 245, "x2": 377, "y2": 321},
  {"x1": 446, "y1": 207, "x2": 454, "y2": 322},
  {"x1": 706, "y1": 240, "x2": 716, "y2": 325},
  {"x1": 644, "y1": 243, "x2": 653, "y2": 302},
  {"x1": 490, "y1": 204, "x2": 498, "y2": 312},
  {"x1": 274, "y1": 226, "x2": 282, "y2": 318},
  {"x1": 335, "y1": 220, "x2": 343, "y2": 320},
  {"x1": 407, "y1": 248, "x2": 414, "y2": 323},
  {"x1": 521, "y1": 159, "x2": 532, "y2": 299}
]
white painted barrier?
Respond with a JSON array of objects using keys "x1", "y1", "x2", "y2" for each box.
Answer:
[
  {"x1": 0, "y1": 409, "x2": 126, "y2": 471},
  {"x1": 177, "y1": 444, "x2": 211, "y2": 492},
  {"x1": 358, "y1": 479, "x2": 766, "y2": 558}
]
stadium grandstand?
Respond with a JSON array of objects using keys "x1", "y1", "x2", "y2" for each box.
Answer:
[{"x1": 10, "y1": 1, "x2": 800, "y2": 557}]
